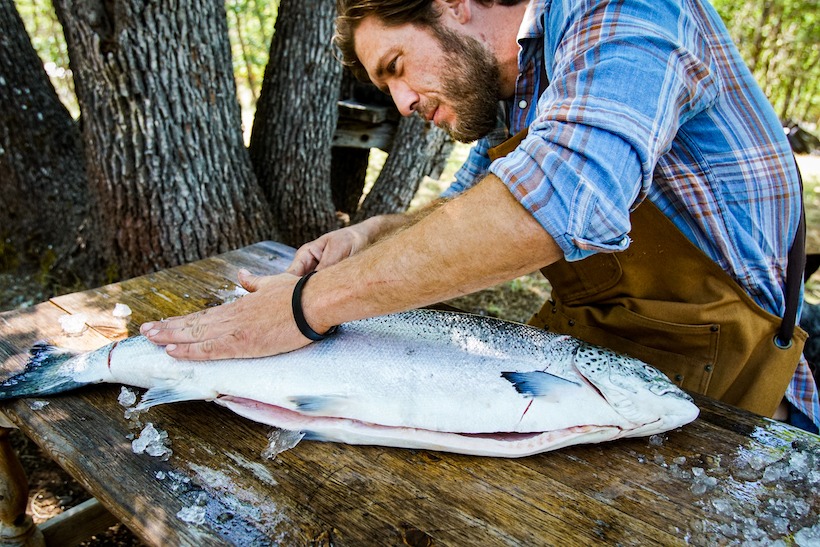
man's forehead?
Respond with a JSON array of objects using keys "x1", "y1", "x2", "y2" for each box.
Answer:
[
  {"x1": 354, "y1": 16, "x2": 432, "y2": 81},
  {"x1": 353, "y1": 16, "x2": 401, "y2": 73}
]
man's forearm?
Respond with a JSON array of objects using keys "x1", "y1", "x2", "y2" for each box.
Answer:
[
  {"x1": 303, "y1": 175, "x2": 562, "y2": 331},
  {"x1": 366, "y1": 197, "x2": 449, "y2": 244}
]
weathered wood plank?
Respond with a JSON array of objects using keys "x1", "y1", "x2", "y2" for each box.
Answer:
[
  {"x1": 337, "y1": 100, "x2": 394, "y2": 124},
  {"x1": 333, "y1": 120, "x2": 397, "y2": 151},
  {"x1": 39, "y1": 498, "x2": 118, "y2": 547}
]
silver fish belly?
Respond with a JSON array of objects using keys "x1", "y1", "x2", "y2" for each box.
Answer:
[{"x1": 0, "y1": 309, "x2": 699, "y2": 457}]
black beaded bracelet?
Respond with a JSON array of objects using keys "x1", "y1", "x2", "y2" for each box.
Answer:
[{"x1": 291, "y1": 272, "x2": 338, "y2": 341}]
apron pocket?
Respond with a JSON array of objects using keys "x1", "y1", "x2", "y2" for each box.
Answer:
[{"x1": 559, "y1": 305, "x2": 720, "y2": 394}]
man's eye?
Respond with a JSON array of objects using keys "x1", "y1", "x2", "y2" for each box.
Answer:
[{"x1": 387, "y1": 59, "x2": 397, "y2": 74}]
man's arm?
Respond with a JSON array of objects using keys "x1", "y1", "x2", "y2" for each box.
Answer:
[{"x1": 140, "y1": 175, "x2": 561, "y2": 359}]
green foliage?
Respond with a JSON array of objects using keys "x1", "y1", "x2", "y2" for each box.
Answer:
[
  {"x1": 711, "y1": 0, "x2": 820, "y2": 124},
  {"x1": 225, "y1": 0, "x2": 279, "y2": 116},
  {"x1": 13, "y1": 0, "x2": 77, "y2": 117}
]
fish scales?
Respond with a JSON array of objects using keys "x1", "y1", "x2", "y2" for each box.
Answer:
[{"x1": 0, "y1": 309, "x2": 699, "y2": 457}]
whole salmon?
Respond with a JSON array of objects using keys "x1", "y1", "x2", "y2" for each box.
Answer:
[{"x1": 0, "y1": 309, "x2": 698, "y2": 457}]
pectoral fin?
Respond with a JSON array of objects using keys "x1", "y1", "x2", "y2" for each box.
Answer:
[
  {"x1": 501, "y1": 371, "x2": 581, "y2": 398},
  {"x1": 135, "y1": 383, "x2": 216, "y2": 411}
]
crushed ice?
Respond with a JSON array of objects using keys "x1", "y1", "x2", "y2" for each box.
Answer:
[
  {"x1": 58, "y1": 313, "x2": 88, "y2": 336},
  {"x1": 261, "y1": 428, "x2": 304, "y2": 460},
  {"x1": 657, "y1": 433, "x2": 820, "y2": 543},
  {"x1": 28, "y1": 400, "x2": 49, "y2": 410},
  {"x1": 120, "y1": 388, "x2": 146, "y2": 425},
  {"x1": 176, "y1": 504, "x2": 206, "y2": 525},
  {"x1": 118, "y1": 387, "x2": 137, "y2": 408},
  {"x1": 131, "y1": 422, "x2": 172, "y2": 460},
  {"x1": 177, "y1": 491, "x2": 209, "y2": 525},
  {"x1": 112, "y1": 303, "x2": 132, "y2": 318},
  {"x1": 112, "y1": 303, "x2": 132, "y2": 329},
  {"x1": 216, "y1": 285, "x2": 249, "y2": 304},
  {"x1": 158, "y1": 470, "x2": 191, "y2": 492},
  {"x1": 795, "y1": 522, "x2": 820, "y2": 546}
]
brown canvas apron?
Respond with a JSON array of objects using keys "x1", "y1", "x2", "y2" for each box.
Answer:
[{"x1": 489, "y1": 130, "x2": 807, "y2": 417}]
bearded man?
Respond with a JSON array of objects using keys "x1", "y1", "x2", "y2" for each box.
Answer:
[{"x1": 142, "y1": 0, "x2": 819, "y2": 432}]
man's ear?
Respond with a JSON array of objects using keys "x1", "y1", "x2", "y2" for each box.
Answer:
[{"x1": 435, "y1": 0, "x2": 472, "y2": 25}]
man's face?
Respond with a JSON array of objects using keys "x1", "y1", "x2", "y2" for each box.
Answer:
[{"x1": 354, "y1": 16, "x2": 502, "y2": 143}]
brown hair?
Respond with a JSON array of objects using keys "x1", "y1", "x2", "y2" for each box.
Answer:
[{"x1": 335, "y1": 0, "x2": 525, "y2": 81}]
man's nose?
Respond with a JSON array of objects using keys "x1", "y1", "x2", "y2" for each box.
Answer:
[{"x1": 388, "y1": 81, "x2": 419, "y2": 117}]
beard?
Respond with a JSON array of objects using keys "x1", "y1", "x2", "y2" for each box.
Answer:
[{"x1": 426, "y1": 25, "x2": 503, "y2": 143}]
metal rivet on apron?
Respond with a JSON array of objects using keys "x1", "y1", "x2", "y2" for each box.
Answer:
[
  {"x1": 675, "y1": 374, "x2": 683, "y2": 381},
  {"x1": 704, "y1": 364, "x2": 713, "y2": 372},
  {"x1": 552, "y1": 308, "x2": 557, "y2": 313},
  {"x1": 710, "y1": 325, "x2": 719, "y2": 332},
  {"x1": 568, "y1": 319, "x2": 575, "y2": 326}
]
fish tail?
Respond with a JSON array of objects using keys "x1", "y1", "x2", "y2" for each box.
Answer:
[{"x1": 0, "y1": 342, "x2": 88, "y2": 401}]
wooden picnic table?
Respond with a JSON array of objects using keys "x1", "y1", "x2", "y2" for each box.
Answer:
[{"x1": 1, "y1": 241, "x2": 818, "y2": 546}]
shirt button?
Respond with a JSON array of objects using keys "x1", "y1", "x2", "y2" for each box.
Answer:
[{"x1": 518, "y1": 99, "x2": 528, "y2": 109}]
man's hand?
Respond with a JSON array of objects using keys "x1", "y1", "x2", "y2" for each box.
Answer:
[
  {"x1": 287, "y1": 222, "x2": 376, "y2": 276},
  {"x1": 286, "y1": 208, "x2": 436, "y2": 276},
  {"x1": 139, "y1": 270, "x2": 311, "y2": 360}
]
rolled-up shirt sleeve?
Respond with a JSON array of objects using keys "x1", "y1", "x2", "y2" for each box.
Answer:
[
  {"x1": 491, "y1": 124, "x2": 641, "y2": 261},
  {"x1": 489, "y1": 2, "x2": 719, "y2": 262}
]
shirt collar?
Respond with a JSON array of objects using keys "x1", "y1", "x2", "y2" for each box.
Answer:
[{"x1": 517, "y1": 0, "x2": 546, "y2": 44}]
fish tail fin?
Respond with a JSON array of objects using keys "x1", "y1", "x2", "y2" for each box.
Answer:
[{"x1": 0, "y1": 342, "x2": 88, "y2": 401}]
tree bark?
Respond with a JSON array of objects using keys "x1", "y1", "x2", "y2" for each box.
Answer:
[
  {"x1": 330, "y1": 147, "x2": 370, "y2": 217},
  {"x1": 0, "y1": 0, "x2": 96, "y2": 282},
  {"x1": 354, "y1": 115, "x2": 453, "y2": 223},
  {"x1": 54, "y1": 0, "x2": 274, "y2": 279},
  {"x1": 249, "y1": 0, "x2": 342, "y2": 247}
]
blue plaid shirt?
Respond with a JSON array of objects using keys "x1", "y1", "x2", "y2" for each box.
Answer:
[{"x1": 443, "y1": 0, "x2": 819, "y2": 428}]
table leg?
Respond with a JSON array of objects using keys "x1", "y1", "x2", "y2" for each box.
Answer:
[{"x1": 0, "y1": 426, "x2": 44, "y2": 547}]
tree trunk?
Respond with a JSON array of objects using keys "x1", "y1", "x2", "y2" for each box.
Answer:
[
  {"x1": 330, "y1": 147, "x2": 370, "y2": 217},
  {"x1": 354, "y1": 115, "x2": 453, "y2": 223},
  {"x1": 0, "y1": 0, "x2": 97, "y2": 283},
  {"x1": 249, "y1": 0, "x2": 342, "y2": 247},
  {"x1": 54, "y1": 0, "x2": 274, "y2": 279}
]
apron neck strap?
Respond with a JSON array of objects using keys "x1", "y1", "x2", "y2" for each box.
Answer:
[{"x1": 777, "y1": 157, "x2": 806, "y2": 348}]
